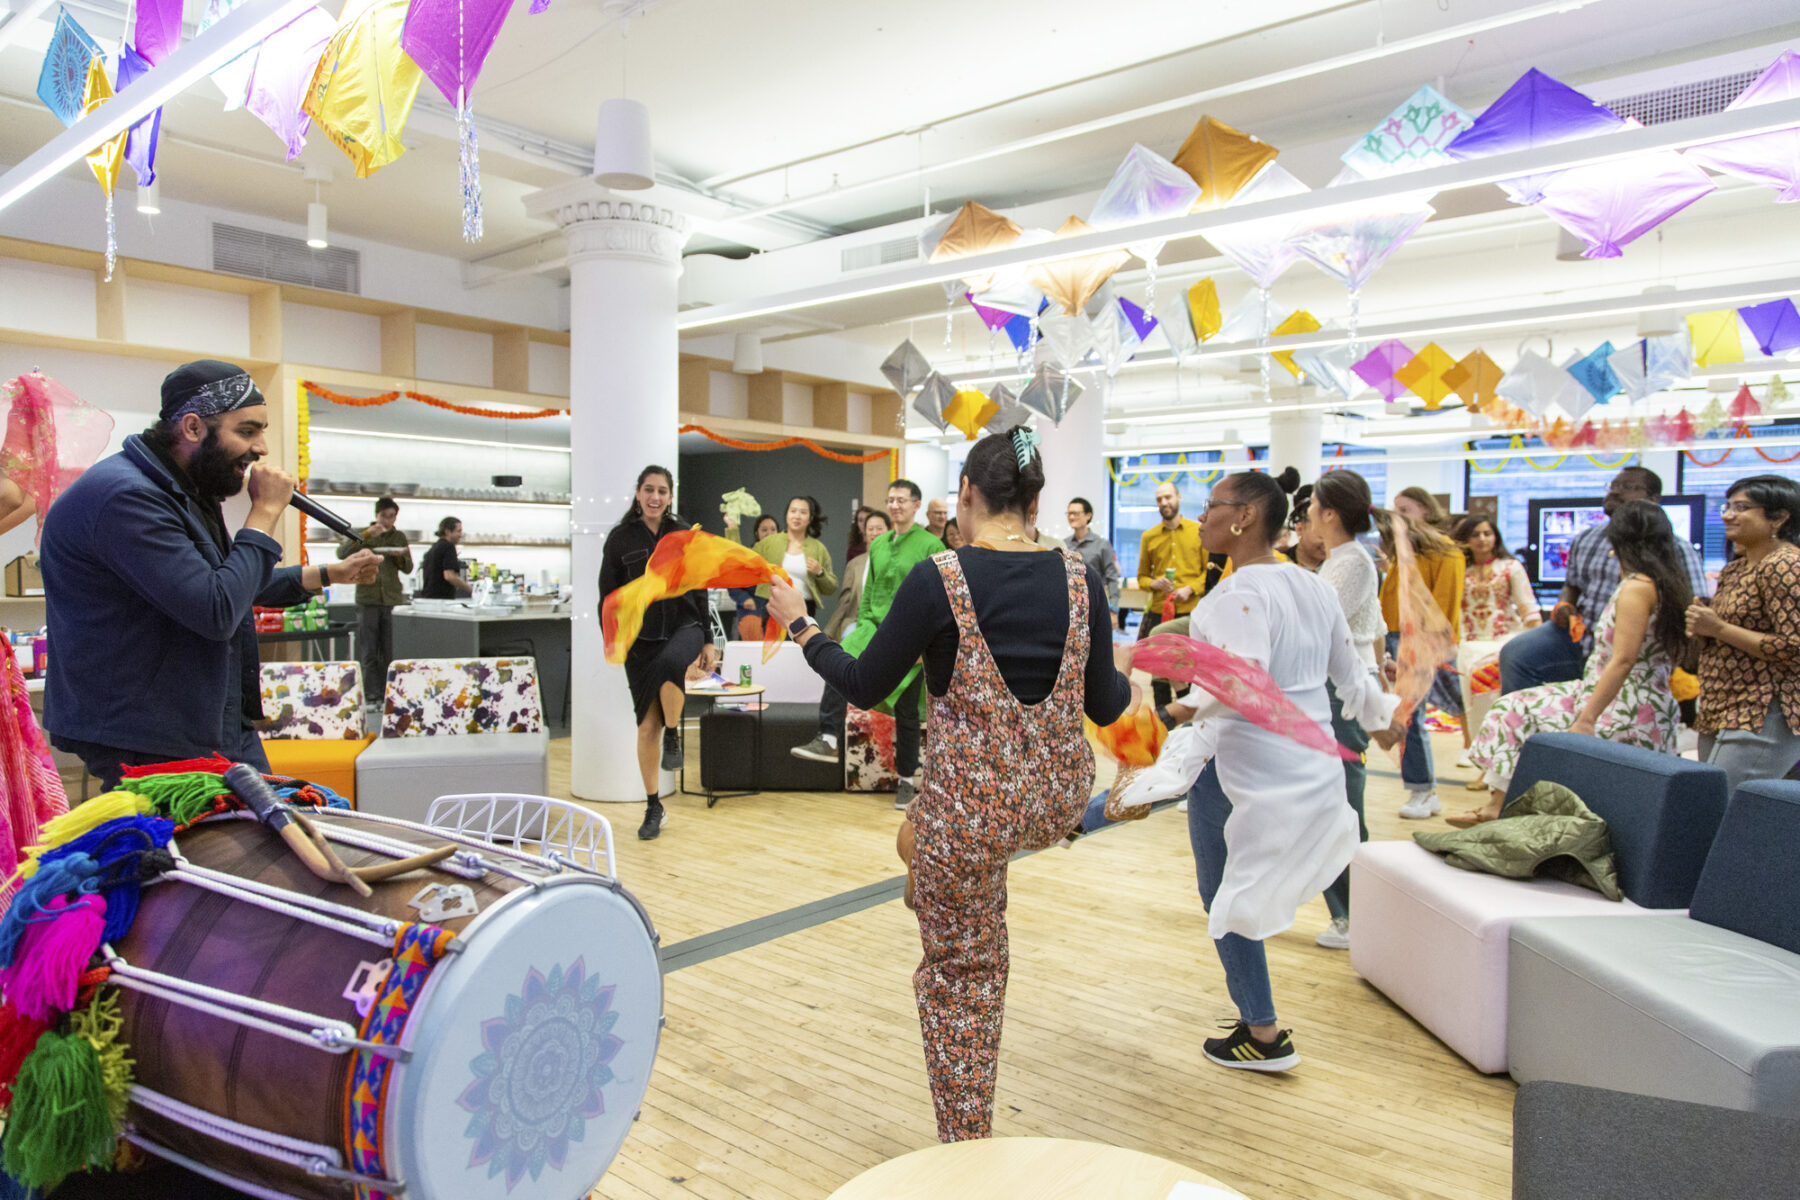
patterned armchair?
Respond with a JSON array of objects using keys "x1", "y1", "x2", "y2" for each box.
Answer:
[
  {"x1": 260, "y1": 662, "x2": 365, "y2": 740},
  {"x1": 380, "y1": 657, "x2": 544, "y2": 738},
  {"x1": 357, "y1": 657, "x2": 550, "y2": 823},
  {"x1": 257, "y1": 661, "x2": 374, "y2": 805}
]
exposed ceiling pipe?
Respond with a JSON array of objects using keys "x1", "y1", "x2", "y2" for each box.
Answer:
[{"x1": 705, "y1": 0, "x2": 1607, "y2": 229}]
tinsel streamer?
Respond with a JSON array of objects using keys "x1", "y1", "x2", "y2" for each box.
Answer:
[
  {"x1": 1144, "y1": 256, "x2": 1157, "y2": 320},
  {"x1": 944, "y1": 289, "x2": 954, "y2": 350},
  {"x1": 458, "y1": 99, "x2": 483, "y2": 242},
  {"x1": 1347, "y1": 288, "x2": 1361, "y2": 358},
  {"x1": 1259, "y1": 287, "x2": 1272, "y2": 402},
  {"x1": 102, "y1": 192, "x2": 115, "y2": 284}
]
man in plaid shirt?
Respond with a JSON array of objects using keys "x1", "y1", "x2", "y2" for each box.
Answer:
[{"x1": 1498, "y1": 466, "x2": 1708, "y2": 694}]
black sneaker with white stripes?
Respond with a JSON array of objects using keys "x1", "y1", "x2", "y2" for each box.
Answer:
[{"x1": 1203, "y1": 1021, "x2": 1300, "y2": 1071}]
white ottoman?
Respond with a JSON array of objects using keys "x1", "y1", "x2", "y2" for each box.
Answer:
[
  {"x1": 355, "y1": 731, "x2": 550, "y2": 824},
  {"x1": 1349, "y1": 840, "x2": 1670, "y2": 1073}
]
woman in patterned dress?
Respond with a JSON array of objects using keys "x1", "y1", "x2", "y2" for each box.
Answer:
[
  {"x1": 1686, "y1": 475, "x2": 1800, "y2": 795},
  {"x1": 769, "y1": 427, "x2": 1130, "y2": 1141},
  {"x1": 1451, "y1": 515, "x2": 1540, "y2": 770},
  {"x1": 1457, "y1": 501, "x2": 1691, "y2": 825}
]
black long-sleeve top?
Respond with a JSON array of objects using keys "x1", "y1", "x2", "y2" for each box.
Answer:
[
  {"x1": 599, "y1": 514, "x2": 707, "y2": 643},
  {"x1": 801, "y1": 547, "x2": 1131, "y2": 724}
]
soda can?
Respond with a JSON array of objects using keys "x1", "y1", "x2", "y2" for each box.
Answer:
[{"x1": 738, "y1": 664, "x2": 752, "y2": 687}]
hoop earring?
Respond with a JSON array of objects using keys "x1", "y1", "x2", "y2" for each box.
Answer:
[{"x1": 1229, "y1": 522, "x2": 1245, "y2": 537}]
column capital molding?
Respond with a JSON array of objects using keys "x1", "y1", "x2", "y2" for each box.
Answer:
[{"x1": 525, "y1": 177, "x2": 690, "y2": 267}]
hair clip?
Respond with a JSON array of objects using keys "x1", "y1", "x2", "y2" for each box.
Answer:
[{"x1": 1010, "y1": 426, "x2": 1042, "y2": 470}]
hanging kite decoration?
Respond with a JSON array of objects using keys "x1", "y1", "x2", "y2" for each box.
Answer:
[
  {"x1": 1684, "y1": 50, "x2": 1800, "y2": 202},
  {"x1": 1532, "y1": 150, "x2": 1716, "y2": 258},
  {"x1": 244, "y1": 7, "x2": 338, "y2": 160},
  {"x1": 35, "y1": 8, "x2": 99, "y2": 127},
  {"x1": 1341, "y1": 84, "x2": 1474, "y2": 179},
  {"x1": 303, "y1": 0, "x2": 425, "y2": 178},
  {"x1": 115, "y1": 47, "x2": 163, "y2": 188},
  {"x1": 1446, "y1": 68, "x2": 1626, "y2": 205},
  {"x1": 79, "y1": 58, "x2": 128, "y2": 282},
  {"x1": 198, "y1": 0, "x2": 258, "y2": 110},
  {"x1": 1087, "y1": 143, "x2": 1201, "y2": 314},
  {"x1": 1171, "y1": 115, "x2": 1278, "y2": 210},
  {"x1": 1028, "y1": 216, "x2": 1130, "y2": 317},
  {"x1": 402, "y1": 0, "x2": 518, "y2": 240}
]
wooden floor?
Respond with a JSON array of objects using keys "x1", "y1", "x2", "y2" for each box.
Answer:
[{"x1": 552, "y1": 727, "x2": 1517, "y2": 1200}]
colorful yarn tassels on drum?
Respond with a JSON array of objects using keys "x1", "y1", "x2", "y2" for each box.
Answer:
[
  {"x1": 67, "y1": 991, "x2": 132, "y2": 1128},
  {"x1": 2, "y1": 1027, "x2": 118, "y2": 1190},
  {"x1": 118, "y1": 753, "x2": 234, "y2": 777},
  {"x1": 345, "y1": 922, "x2": 457, "y2": 1200},
  {"x1": 0, "y1": 893, "x2": 107, "y2": 1021},
  {"x1": 0, "y1": 856, "x2": 100, "y2": 967},
  {"x1": 602, "y1": 529, "x2": 794, "y2": 665},
  {"x1": 1133, "y1": 632, "x2": 1359, "y2": 761},
  {"x1": 0, "y1": 1001, "x2": 49, "y2": 1109}
]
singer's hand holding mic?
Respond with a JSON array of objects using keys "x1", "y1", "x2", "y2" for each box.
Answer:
[
  {"x1": 242, "y1": 463, "x2": 380, "y2": 584},
  {"x1": 245, "y1": 461, "x2": 297, "y2": 536}
]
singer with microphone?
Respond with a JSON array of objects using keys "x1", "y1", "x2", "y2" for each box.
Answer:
[{"x1": 38, "y1": 359, "x2": 381, "y2": 791}]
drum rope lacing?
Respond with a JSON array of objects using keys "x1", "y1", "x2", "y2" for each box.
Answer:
[
  {"x1": 320, "y1": 809, "x2": 607, "y2": 881},
  {"x1": 158, "y1": 858, "x2": 402, "y2": 947},
  {"x1": 101, "y1": 956, "x2": 402, "y2": 1059}
]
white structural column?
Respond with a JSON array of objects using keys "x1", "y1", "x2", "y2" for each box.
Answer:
[
  {"x1": 1267, "y1": 404, "x2": 1323, "y2": 485},
  {"x1": 528, "y1": 180, "x2": 689, "y2": 802},
  {"x1": 1033, "y1": 381, "x2": 1109, "y2": 542}
]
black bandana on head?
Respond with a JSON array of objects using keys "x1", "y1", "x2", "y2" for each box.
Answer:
[{"x1": 160, "y1": 359, "x2": 264, "y2": 423}]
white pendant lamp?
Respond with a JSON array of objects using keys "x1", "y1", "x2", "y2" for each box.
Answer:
[
  {"x1": 732, "y1": 333, "x2": 764, "y2": 374},
  {"x1": 593, "y1": 98, "x2": 654, "y2": 190},
  {"x1": 307, "y1": 200, "x2": 328, "y2": 248}
]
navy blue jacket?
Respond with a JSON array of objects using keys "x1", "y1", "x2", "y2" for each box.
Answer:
[{"x1": 40, "y1": 435, "x2": 310, "y2": 760}]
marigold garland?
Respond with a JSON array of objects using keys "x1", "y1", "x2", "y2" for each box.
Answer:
[
  {"x1": 300, "y1": 381, "x2": 564, "y2": 420},
  {"x1": 678, "y1": 425, "x2": 896, "y2": 477}
]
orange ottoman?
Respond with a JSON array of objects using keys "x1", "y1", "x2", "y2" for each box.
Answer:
[{"x1": 263, "y1": 734, "x2": 376, "y2": 807}]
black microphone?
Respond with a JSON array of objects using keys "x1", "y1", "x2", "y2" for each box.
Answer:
[{"x1": 290, "y1": 490, "x2": 361, "y2": 542}]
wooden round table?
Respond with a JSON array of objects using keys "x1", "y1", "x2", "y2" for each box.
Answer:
[{"x1": 826, "y1": 1137, "x2": 1246, "y2": 1200}]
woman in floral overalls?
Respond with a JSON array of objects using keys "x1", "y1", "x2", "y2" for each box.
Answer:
[{"x1": 771, "y1": 427, "x2": 1131, "y2": 1141}]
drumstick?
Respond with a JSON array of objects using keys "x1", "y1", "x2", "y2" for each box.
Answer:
[
  {"x1": 346, "y1": 846, "x2": 458, "y2": 882},
  {"x1": 290, "y1": 811, "x2": 374, "y2": 898}
]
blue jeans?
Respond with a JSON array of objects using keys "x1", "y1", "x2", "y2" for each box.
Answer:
[
  {"x1": 1187, "y1": 761, "x2": 1276, "y2": 1026},
  {"x1": 1386, "y1": 631, "x2": 1435, "y2": 792},
  {"x1": 1498, "y1": 619, "x2": 1585, "y2": 695},
  {"x1": 1322, "y1": 682, "x2": 1369, "y2": 921}
]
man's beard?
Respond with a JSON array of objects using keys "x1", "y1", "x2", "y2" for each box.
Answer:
[{"x1": 190, "y1": 429, "x2": 256, "y2": 500}]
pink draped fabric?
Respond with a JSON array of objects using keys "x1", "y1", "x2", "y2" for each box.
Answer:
[
  {"x1": 0, "y1": 372, "x2": 115, "y2": 545},
  {"x1": 1134, "y1": 632, "x2": 1357, "y2": 761},
  {"x1": 0, "y1": 648, "x2": 68, "y2": 909}
]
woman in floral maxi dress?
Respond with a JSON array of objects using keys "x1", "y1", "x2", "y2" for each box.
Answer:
[{"x1": 1460, "y1": 501, "x2": 1692, "y2": 825}]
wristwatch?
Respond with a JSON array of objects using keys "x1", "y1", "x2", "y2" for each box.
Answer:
[{"x1": 788, "y1": 614, "x2": 819, "y2": 638}]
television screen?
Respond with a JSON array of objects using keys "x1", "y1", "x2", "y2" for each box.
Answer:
[{"x1": 1524, "y1": 495, "x2": 1705, "y2": 589}]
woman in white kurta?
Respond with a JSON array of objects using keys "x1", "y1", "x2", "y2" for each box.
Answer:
[{"x1": 1154, "y1": 471, "x2": 1398, "y2": 1071}]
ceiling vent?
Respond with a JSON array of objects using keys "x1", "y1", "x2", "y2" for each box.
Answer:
[
  {"x1": 840, "y1": 236, "x2": 920, "y2": 273},
  {"x1": 212, "y1": 223, "x2": 361, "y2": 293},
  {"x1": 1601, "y1": 70, "x2": 1759, "y2": 126}
]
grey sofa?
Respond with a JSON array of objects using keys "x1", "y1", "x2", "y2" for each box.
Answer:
[{"x1": 1508, "y1": 779, "x2": 1800, "y2": 1116}]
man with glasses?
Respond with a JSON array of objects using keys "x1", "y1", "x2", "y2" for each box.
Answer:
[{"x1": 1497, "y1": 466, "x2": 1708, "y2": 694}]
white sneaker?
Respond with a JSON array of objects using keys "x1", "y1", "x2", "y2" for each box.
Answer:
[
  {"x1": 1177, "y1": 798, "x2": 1189, "y2": 813},
  {"x1": 1456, "y1": 751, "x2": 1474, "y2": 768},
  {"x1": 1399, "y1": 791, "x2": 1440, "y2": 820},
  {"x1": 1316, "y1": 917, "x2": 1350, "y2": 950}
]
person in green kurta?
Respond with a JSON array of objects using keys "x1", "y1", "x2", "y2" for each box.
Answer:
[
  {"x1": 792, "y1": 478, "x2": 943, "y2": 807},
  {"x1": 338, "y1": 496, "x2": 414, "y2": 705}
]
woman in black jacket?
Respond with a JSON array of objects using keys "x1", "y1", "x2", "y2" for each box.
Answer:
[{"x1": 599, "y1": 464, "x2": 717, "y2": 840}]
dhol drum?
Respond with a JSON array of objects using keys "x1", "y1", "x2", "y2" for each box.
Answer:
[{"x1": 106, "y1": 805, "x2": 662, "y2": 1200}]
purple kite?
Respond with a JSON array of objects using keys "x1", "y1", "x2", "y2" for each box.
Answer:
[
  {"x1": 1352, "y1": 338, "x2": 1414, "y2": 402},
  {"x1": 245, "y1": 8, "x2": 338, "y2": 160},
  {"x1": 1532, "y1": 150, "x2": 1715, "y2": 258},
  {"x1": 1738, "y1": 299, "x2": 1800, "y2": 358},
  {"x1": 401, "y1": 0, "x2": 519, "y2": 241},
  {"x1": 1118, "y1": 296, "x2": 1159, "y2": 343},
  {"x1": 133, "y1": 0, "x2": 184, "y2": 64},
  {"x1": 1446, "y1": 68, "x2": 1626, "y2": 204},
  {"x1": 1685, "y1": 52, "x2": 1800, "y2": 202},
  {"x1": 964, "y1": 292, "x2": 1014, "y2": 333},
  {"x1": 115, "y1": 46, "x2": 162, "y2": 187}
]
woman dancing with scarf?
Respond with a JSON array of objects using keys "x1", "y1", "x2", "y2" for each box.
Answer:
[
  {"x1": 1145, "y1": 471, "x2": 1400, "y2": 1070},
  {"x1": 769, "y1": 427, "x2": 1130, "y2": 1141}
]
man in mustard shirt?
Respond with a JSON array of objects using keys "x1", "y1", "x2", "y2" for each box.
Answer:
[{"x1": 1136, "y1": 481, "x2": 1206, "y2": 709}]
